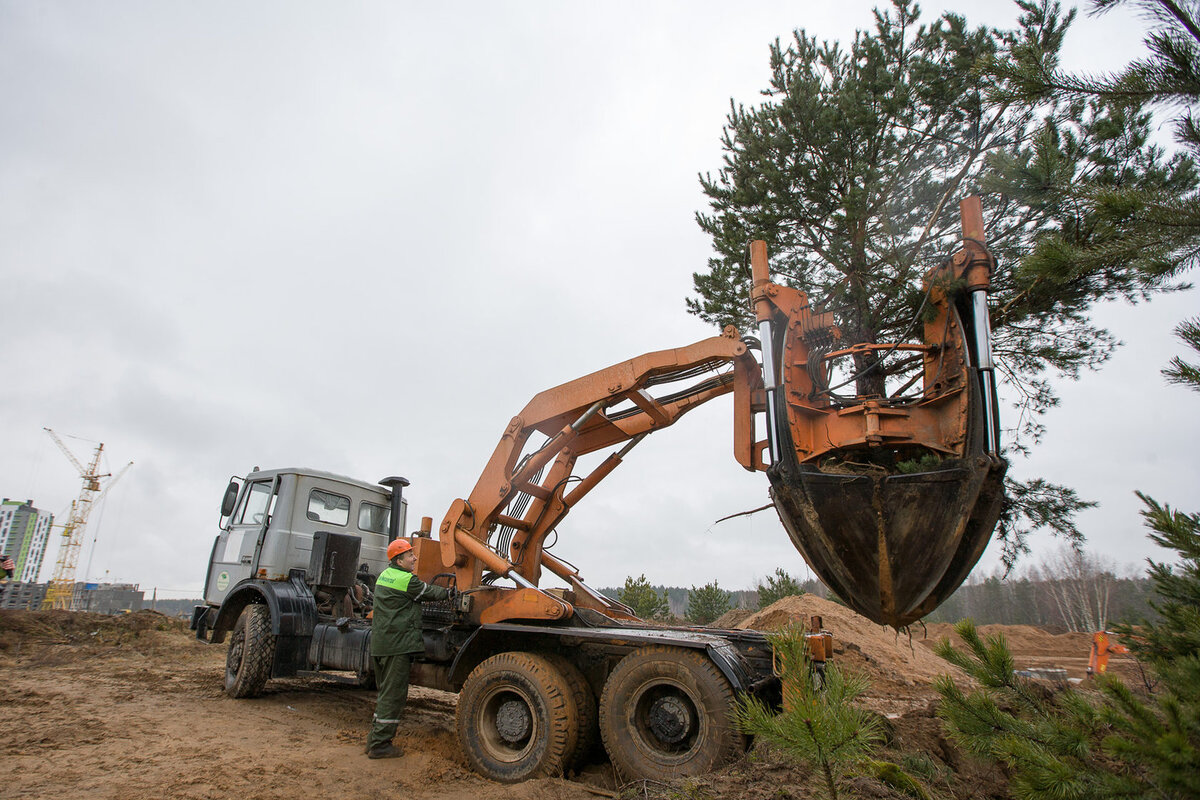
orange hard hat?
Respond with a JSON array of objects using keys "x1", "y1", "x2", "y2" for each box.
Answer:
[{"x1": 387, "y1": 538, "x2": 413, "y2": 560}]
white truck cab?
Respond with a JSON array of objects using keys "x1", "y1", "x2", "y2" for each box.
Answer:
[
  {"x1": 193, "y1": 467, "x2": 416, "y2": 698},
  {"x1": 204, "y1": 467, "x2": 405, "y2": 607}
]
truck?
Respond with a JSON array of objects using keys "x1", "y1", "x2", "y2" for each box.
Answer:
[{"x1": 191, "y1": 200, "x2": 1007, "y2": 782}]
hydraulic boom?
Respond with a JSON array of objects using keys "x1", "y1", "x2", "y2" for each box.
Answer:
[{"x1": 420, "y1": 197, "x2": 1007, "y2": 628}]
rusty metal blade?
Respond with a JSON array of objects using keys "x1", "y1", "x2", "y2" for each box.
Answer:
[{"x1": 768, "y1": 455, "x2": 1006, "y2": 628}]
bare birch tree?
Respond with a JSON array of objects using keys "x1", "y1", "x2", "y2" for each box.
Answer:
[{"x1": 1031, "y1": 548, "x2": 1118, "y2": 631}]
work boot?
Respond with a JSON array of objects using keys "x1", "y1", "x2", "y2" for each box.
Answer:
[{"x1": 367, "y1": 742, "x2": 404, "y2": 759}]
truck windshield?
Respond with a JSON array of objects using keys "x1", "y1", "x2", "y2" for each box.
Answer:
[{"x1": 238, "y1": 482, "x2": 276, "y2": 525}]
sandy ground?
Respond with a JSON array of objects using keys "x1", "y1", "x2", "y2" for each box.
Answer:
[
  {"x1": 730, "y1": 595, "x2": 1142, "y2": 718},
  {"x1": 0, "y1": 611, "x2": 603, "y2": 800},
  {"x1": 0, "y1": 604, "x2": 1142, "y2": 800}
]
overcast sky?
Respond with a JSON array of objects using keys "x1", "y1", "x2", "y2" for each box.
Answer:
[{"x1": 2, "y1": 1, "x2": 1196, "y2": 600}]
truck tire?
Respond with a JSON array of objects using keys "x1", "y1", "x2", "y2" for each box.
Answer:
[
  {"x1": 543, "y1": 653, "x2": 598, "y2": 771},
  {"x1": 456, "y1": 652, "x2": 579, "y2": 783},
  {"x1": 224, "y1": 604, "x2": 276, "y2": 698},
  {"x1": 598, "y1": 645, "x2": 747, "y2": 781}
]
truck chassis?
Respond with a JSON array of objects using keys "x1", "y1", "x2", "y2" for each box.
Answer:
[{"x1": 194, "y1": 565, "x2": 778, "y2": 782}]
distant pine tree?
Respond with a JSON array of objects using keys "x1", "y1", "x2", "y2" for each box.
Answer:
[
  {"x1": 685, "y1": 581, "x2": 732, "y2": 625},
  {"x1": 756, "y1": 568, "x2": 805, "y2": 609},
  {"x1": 617, "y1": 574, "x2": 670, "y2": 621}
]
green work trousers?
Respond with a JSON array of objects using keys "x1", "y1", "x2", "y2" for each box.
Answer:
[{"x1": 367, "y1": 653, "x2": 413, "y2": 751}]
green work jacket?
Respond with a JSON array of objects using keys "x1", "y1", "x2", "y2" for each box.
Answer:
[{"x1": 370, "y1": 565, "x2": 450, "y2": 657}]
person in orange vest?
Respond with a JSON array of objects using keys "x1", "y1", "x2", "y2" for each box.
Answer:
[{"x1": 1087, "y1": 630, "x2": 1129, "y2": 676}]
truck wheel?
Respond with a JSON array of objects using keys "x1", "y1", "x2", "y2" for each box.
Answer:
[
  {"x1": 224, "y1": 604, "x2": 275, "y2": 698},
  {"x1": 598, "y1": 645, "x2": 747, "y2": 781},
  {"x1": 456, "y1": 652, "x2": 579, "y2": 782},
  {"x1": 543, "y1": 653, "x2": 598, "y2": 771}
]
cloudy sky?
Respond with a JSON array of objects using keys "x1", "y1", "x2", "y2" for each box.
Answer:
[{"x1": 2, "y1": 1, "x2": 1196, "y2": 601}]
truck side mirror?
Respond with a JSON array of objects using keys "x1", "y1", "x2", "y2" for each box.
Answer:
[{"x1": 220, "y1": 480, "x2": 240, "y2": 518}]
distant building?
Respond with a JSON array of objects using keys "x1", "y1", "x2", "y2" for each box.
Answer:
[
  {"x1": 0, "y1": 499, "x2": 54, "y2": 582},
  {"x1": 72, "y1": 582, "x2": 143, "y2": 614},
  {"x1": 0, "y1": 579, "x2": 144, "y2": 613},
  {"x1": 0, "y1": 581, "x2": 48, "y2": 610}
]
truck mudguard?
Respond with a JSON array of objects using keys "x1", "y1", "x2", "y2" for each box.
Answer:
[{"x1": 211, "y1": 573, "x2": 318, "y2": 678}]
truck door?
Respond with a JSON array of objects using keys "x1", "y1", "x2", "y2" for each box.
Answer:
[{"x1": 205, "y1": 478, "x2": 279, "y2": 606}]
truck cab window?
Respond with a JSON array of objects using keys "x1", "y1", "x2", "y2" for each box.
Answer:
[
  {"x1": 359, "y1": 502, "x2": 390, "y2": 534},
  {"x1": 237, "y1": 482, "x2": 276, "y2": 525},
  {"x1": 307, "y1": 489, "x2": 350, "y2": 526}
]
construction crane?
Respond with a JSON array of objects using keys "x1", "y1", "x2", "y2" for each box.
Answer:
[{"x1": 41, "y1": 429, "x2": 133, "y2": 610}]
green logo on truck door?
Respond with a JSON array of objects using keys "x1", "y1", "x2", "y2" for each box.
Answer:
[{"x1": 216, "y1": 571, "x2": 230, "y2": 591}]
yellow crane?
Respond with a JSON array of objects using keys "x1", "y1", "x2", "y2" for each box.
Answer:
[{"x1": 41, "y1": 429, "x2": 133, "y2": 610}]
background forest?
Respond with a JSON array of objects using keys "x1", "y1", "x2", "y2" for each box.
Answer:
[{"x1": 598, "y1": 548, "x2": 1151, "y2": 631}]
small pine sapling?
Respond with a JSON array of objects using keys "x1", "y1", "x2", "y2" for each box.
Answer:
[{"x1": 736, "y1": 625, "x2": 886, "y2": 800}]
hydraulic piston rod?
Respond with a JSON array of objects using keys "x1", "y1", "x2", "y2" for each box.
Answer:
[
  {"x1": 960, "y1": 196, "x2": 1001, "y2": 456},
  {"x1": 749, "y1": 240, "x2": 780, "y2": 465},
  {"x1": 972, "y1": 290, "x2": 1001, "y2": 455}
]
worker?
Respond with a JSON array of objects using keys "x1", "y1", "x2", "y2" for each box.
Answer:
[
  {"x1": 1087, "y1": 630, "x2": 1129, "y2": 677},
  {"x1": 365, "y1": 537, "x2": 451, "y2": 759}
]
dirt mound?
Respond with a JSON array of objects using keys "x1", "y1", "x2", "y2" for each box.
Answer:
[
  {"x1": 0, "y1": 609, "x2": 193, "y2": 662},
  {"x1": 0, "y1": 608, "x2": 186, "y2": 638},
  {"x1": 736, "y1": 594, "x2": 959, "y2": 688},
  {"x1": 918, "y1": 621, "x2": 1093, "y2": 657},
  {"x1": 709, "y1": 606, "x2": 755, "y2": 628}
]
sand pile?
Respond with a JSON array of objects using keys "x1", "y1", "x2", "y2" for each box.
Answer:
[
  {"x1": 736, "y1": 594, "x2": 958, "y2": 685},
  {"x1": 709, "y1": 606, "x2": 755, "y2": 629},
  {"x1": 0, "y1": 609, "x2": 188, "y2": 657},
  {"x1": 921, "y1": 621, "x2": 1092, "y2": 657}
]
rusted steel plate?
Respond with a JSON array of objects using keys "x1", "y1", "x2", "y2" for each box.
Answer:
[{"x1": 769, "y1": 455, "x2": 1006, "y2": 628}]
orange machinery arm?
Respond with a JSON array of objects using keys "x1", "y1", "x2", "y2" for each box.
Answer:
[
  {"x1": 424, "y1": 326, "x2": 767, "y2": 623},
  {"x1": 411, "y1": 197, "x2": 1001, "y2": 627}
]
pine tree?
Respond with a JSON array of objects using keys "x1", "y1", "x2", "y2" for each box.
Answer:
[
  {"x1": 737, "y1": 626, "x2": 888, "y2": 800},
  {"x1": 992, "y1": 0, "x2": 1200, "y2": 420},
  {"x1": 933, "y1": 225, "x2": 1200, "y2": 794},
  {"x1": 936, "y1": 319, "x2": 1200, "y2": 796},
  {"x1": 1117, "y1": 495, "x2": 1200, "y2": 666},
  {"x1": 617, "y1": 574, "x2": 670, "y2": 620},
  {"x1": 935, "y1": 509, "x2": 1200, "y2": 799},
  {"x1": 934, "y1": 621, "x2": 1133, "y2": 798},
  {"x1": 756, "y1": 567, "x2": 806, "y2": 609},
  {"x1": 1165, "y1": 317, "x2": 1200, "y2": 391},
  {"x1": 1114, "y1": 285, "x2": 1200, "y2": 665},
  {"x1": 691, "y1": 0, "x2": 1198, "y2": 566},
  {"x1": 685, "y1": 580, "x2": 732, "y2": 624},
  {"x1": 997, "y1": 0, "x2": 1200, "y2": 162}
]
